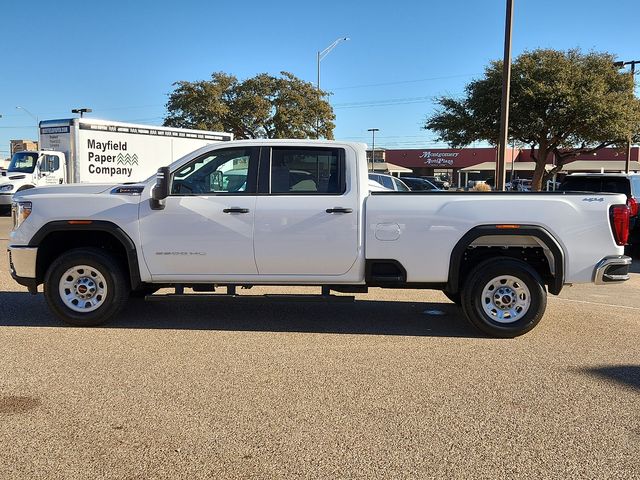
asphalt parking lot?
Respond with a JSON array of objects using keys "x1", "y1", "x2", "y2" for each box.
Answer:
[{"x1": 0, "y1": 216, "x2": 638, "y2": 479}]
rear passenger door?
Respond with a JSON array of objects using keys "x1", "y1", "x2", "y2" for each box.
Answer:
[{"x1": 253, "y1": 146, "x2": 359, "y2": 276}]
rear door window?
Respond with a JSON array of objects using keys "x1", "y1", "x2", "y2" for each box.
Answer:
[{"x1": 269, "y1": 147, "x2": 345, "y2": 194}]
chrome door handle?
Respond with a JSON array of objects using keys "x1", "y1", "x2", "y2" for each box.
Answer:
[
  {"x1": 223, "y1": 207, "x2": 250, "y2": 214},
  {"x1": 326, "y1": 207, "x2": 353, "y2": 214}
]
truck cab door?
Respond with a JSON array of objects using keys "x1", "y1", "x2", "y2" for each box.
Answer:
[
  {"x1": 139, "y1": 146, "x2": 259, "y2": 279},
  {"x1": 37, "y1": 154, "x2": 65, "y2": 185},
  {"x1": 253, "y1": 146, "x2": 360, "y2": 276}
]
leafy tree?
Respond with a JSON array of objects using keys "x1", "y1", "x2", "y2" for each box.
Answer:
[
  {"x1": 425, "y1": 49, "x2": 640, "y2": 190},
  {"x1": 164, "y1": 71, "x2": 335, "y2": 140}
]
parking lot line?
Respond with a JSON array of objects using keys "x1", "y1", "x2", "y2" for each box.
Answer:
[{"x1": 550, "y1": 296, "x2": 640, "y2": 311}]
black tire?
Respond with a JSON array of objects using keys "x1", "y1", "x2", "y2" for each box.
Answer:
[
  {"x1": 44, "y1": 248, "x2": 129, "y2": 326},
  {"x1": 442, "y1": 290, "x2": 461, "y2": 305},
  {"x1": 461, "y1": 258, "x2": 547, "y2": 338}
]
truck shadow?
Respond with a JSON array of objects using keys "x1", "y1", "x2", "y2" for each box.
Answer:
[
  {"x1": 580, "y1": 365, "x2": 640, "y2": 391},
  {"x1": 0, "y1": 291, "x2": 483, "y2": 338}
]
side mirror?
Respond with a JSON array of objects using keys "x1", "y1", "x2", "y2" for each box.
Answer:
[{"x1": 150, "y1": 166, "x2": 170, "y2": 210}]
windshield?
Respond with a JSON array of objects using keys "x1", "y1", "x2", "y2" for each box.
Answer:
[{"x1": 8, "y1": 151, "x2": 39, "y2": 173}]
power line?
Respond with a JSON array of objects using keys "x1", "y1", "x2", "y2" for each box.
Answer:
[
  {"x1": 334, "y1": 96, "x2": 436, "y2": 109},
  {"x1": 330, "y1": 73, "x2": 480, "y2": 90},
  {"x1": 92, "y1": 104, "x2": 165, "y2": 112},
  {"x1": 340, "y1": 134, "x2": 440, "y2": 139},
  {"x1": 333, "y1": 92, "x2": 463, "y2": 109}
]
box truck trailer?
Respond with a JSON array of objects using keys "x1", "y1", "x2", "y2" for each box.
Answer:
[{"x1": 0, "y1": 118, "x2": 232, "y2": 210}]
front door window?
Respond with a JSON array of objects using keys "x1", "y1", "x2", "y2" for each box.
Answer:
[{"x1": 171, "y1": 148, "x2": 255, "y2": 195}]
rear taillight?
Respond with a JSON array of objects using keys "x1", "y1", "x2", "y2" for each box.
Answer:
[
  {"x1": 627, "y1": 197, "x2": 639, "y2": 217},
  {"x1": 610, "y1": 205, "x2": 630, "y2": 246}
]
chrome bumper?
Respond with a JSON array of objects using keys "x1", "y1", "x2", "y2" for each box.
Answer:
[
  {"x1": 7, "y1": 246, "x2": 38, "y2": 279},
  {"x1": 593, "y1": 255, "x2": 632, "y2": 285},
  {"x1": 0, "y1": 193, "x2": 13, "y2": 206}
]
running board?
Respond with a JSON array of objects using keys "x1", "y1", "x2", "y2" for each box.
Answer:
[{"x1": 145, "y1": 294, "x2": 355, "y2": 303}]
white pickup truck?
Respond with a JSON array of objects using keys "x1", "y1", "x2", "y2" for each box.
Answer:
[{"x1": 7, "y1": 140, "x2": 633, "y2": 337}]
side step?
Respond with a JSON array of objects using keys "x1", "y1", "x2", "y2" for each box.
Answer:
[{"x1": 145, "y1": 294, "x2": 355, "y2": 303}]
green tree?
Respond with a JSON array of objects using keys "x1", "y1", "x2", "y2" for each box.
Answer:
[
  {"x1": 164, "y1": 71, "x2": 336, "y2": 140},
  {"x1": 425, "y1": 49, "x2": 640, "y2": 190}
]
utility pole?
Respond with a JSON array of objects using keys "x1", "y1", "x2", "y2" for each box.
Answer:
[
  {"x1": 615, "y1": 60, "x2": 639, "y2": 173},
  {"x1": 496, "y1": 0, "x2": 514, "y2": 191},
  {"x1": 368, "y1": 128, "x2": 379, "y2": 172}
]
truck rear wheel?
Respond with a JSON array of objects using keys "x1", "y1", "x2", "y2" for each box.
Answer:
[
  {"x1": 44, "y1": 248, "x2": 129, "y2": 326},
  {"x1": 461, "y1": 258, "x2": 547, "y2": 338}
]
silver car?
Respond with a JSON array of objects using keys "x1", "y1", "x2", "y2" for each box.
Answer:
[{"x1": 368, "y1": 173, "x2": 410, "y2": 192}]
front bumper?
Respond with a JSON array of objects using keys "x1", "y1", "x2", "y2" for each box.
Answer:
[
  {"x1": 593, "y1": 255, "x2": 632, "y2": 285},
  {"x1": 7, "y1": 246, "x2": 39, "y2": 293}
]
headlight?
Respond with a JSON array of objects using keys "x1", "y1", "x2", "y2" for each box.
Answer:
[
  {"x1": 11, "y1": 201, "x2": 32, "y2": 231},
  {"x1": 0, "y1": 184, "x2": 13, "y2": 192}
]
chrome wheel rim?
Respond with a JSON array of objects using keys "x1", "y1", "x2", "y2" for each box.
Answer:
[
  {"x1": 481, "y1": 275, "x2": 531, "y2": 323},
  {"x1": 59, "y1": 265, "x2": 108, "y2": 313}
]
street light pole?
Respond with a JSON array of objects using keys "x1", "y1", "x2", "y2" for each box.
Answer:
[
  {"x1": 496, "y1": 0, "x2": 514, "y2": 191},
  {"x1": 72, "y1": 108, "x2": 92, "y2": 118},
  {"x1": 615, "y1": 60, "x2": 639, "y2": 173},
  {"x1": 316, "y1": 37, "x2": 350, "y2": 138},
  {"x1": 368, "y1": 128, "x2": 379, "y2": 172},
  {"x1": 628, "y1": 62, "x2": 636, "y2": 174},
  {"x1": 16, "y1": 106, "x2": 38, "y2": 124},
  {"x1": 317, "y1": 37, "x2": 350, "y2": 92},
  {"x1": 16, "y1": 106, "x2": 39, "y2": 138}
]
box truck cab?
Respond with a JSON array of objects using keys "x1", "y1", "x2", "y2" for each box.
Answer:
[{"x1": 0, "y1": 150, "x2": 66, "y2": 207}]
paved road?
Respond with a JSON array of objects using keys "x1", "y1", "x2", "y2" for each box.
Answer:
[{"x1": 1, "y1": 216, "x2": 638, "y2": 479}]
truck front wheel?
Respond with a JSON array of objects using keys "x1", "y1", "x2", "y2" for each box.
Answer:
[
  {"x1": 44, "y1": 248, "x2": 129, "y2": 326},
  {"x1": 461, "y1": 258, "x2": 547, "y2": 338}
]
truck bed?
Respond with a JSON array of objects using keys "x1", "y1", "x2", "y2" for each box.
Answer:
[{"x1": 366, "y1": 190, "x2": 626, "y2": 284}]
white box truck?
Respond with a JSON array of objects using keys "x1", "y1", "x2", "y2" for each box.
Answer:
[{"x1": 0, "y1": 118, "x2": 232, "y2": 210}]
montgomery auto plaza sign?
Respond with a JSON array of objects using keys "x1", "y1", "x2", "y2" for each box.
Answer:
[
  {"x1": 419, "y1": 151, "x2": 459, "y2": 166},
  {"x1": 384, "y1": 148, "x2": 508, "y2": 169}
]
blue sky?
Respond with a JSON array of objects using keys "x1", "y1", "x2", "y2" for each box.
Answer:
[{"x1": 1, "y1": 0, "x2": 638, "y2": 156}]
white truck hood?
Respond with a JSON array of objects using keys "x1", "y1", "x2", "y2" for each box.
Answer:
[{"x1": 13, "y1": 184, "x2": 118, "y2": 199}]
